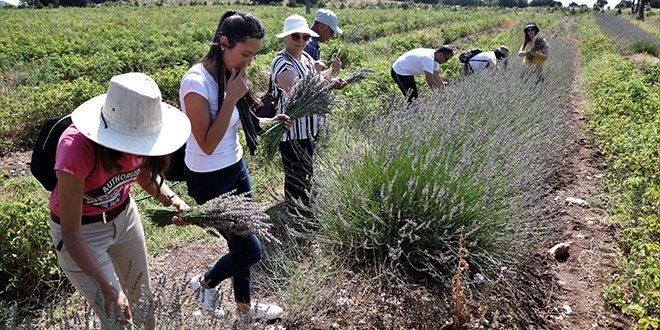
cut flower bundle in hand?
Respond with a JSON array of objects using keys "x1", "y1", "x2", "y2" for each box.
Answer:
[
  {"x1": 260, "y1": 66, "x2": 372, "y2": 161},
  {"x1": 343, "y1": 66, "x2": 372, "y2": 84},
  {"x1": 145, "y1": 191, "x2": 280, "y2": 244},
  {"x1": 527, "y1": 35, "x2": 548, "y2": 61}
]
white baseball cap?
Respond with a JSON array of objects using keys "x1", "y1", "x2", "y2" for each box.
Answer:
[{"x1": 315, "y1": 9, "x2": 342, "y2": 35}]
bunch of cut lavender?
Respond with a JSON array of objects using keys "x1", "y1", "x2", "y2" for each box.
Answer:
[
  {"x1": 146, "y1": 191, "x2": 280, "y2": 244},
  {"x1": 344, "y1": 22, "x2": 371, "y2": 44},
  {"x1": 260, "y1": 72, "x2": 338, "y2": 161},
  {"x1": 527, "y1": 34, "x2": 548, "y2": 61},
  {"x1": 344, "y1": 66, "x2": 372, "y2": 84},
  {"x1": 259, "y1": 67, "x2": 372, "y2": 161}
]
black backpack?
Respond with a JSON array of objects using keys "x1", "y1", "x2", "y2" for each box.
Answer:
[
  {"x1": 30, "y1": 115, "x2": 73, "y2": 191},
  {"x1": 163, "y1": 144, "x2": 186, "y2": 182},
  {"x1": 458, "y1": 49, "x2": 482, "y2": 63}
]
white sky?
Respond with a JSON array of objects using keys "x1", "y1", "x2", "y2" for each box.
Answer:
[
  {"x1": 559, "y1": 0, "x2": 623, "y2": 7},
  {"x1": 559, "y1": 0, "x2": 592, "y2": 6},
  {"x1": 0, "y1": 0, "x2": 20, "y2": 5}
]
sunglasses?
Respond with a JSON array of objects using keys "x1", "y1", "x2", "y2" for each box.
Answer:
[{"x1": 290, "y1": 33, "x2": 311, "y2": 41}]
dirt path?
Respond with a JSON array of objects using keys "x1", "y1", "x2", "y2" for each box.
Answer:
[
  {"x1": 543, "y1": 86, "x2": 633, "y2": 330},
  {"x1": 541, "y1": 22, "x2": 634, "y2": 329}
]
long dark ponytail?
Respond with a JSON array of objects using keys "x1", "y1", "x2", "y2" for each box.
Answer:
[{"x1": 203, "y1": 10, "x2": 265, "y2": 110}]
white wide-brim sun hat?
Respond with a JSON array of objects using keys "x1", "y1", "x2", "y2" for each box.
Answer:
[
  {"x1": 71, "y1": 72, "x2": 191, "y2": 156},
  {"x1": 276, "y1": 14, "x2": 319, "y2": 38}
]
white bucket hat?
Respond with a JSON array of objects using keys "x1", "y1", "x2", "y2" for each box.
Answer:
[
  {"x1": 276, "y1": 14, "x2": 319, "y2": 38},
  {"x1": 71, "y1": 72, "x2": 191, "y2": 156},
  {"x1": 315, "y1": 9, "x2": 342, "y2": 35}
]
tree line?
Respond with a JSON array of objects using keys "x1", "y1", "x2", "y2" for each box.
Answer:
[{"x1": 20, "y1": 0, "x2": 567, "y2": 9}]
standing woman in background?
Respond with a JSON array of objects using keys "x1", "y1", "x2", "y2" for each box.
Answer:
[
  {"x1": 271, "y1": 14, "x2": 343, "y2": 217},
  {"x1": 49, "y1": 72, "x2": 190, "y2": 329},
  {"x1": 180, "y1": 10, "x2": 289, "y2": 321},
  {"x1": 518, "y1": 22, "x2": 549, "y2": 73}
]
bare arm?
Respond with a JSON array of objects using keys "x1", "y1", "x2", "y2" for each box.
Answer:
[
  {"x1": 425, "y1": 70, "x2": 444, "y2": 90},
  {"x1": 136, "y1": 172, "x2": 189, "y2": 226},
  {"x1": 518, "y1": 43, "x2": 529, "y2": 57},
  {"x1": 57, "y1": 171, "x2": 131, "y2": 323},
  {"x1": 185, "y1": 67, "x2": 247, "y2": 155},
  {"x1": 275, "y1": 70, "x2": 298, "y2": 93},
  {"x1": 529, "y1": 47, "x2": 548, "y2": 60}
]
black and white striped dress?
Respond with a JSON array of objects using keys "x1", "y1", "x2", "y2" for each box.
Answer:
[{"x1": 270, "y1": 51, "x2": 325, "y2": 141}]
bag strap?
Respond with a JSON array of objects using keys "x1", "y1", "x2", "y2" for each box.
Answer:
[{"x1": 267, "y1": 75, "x2": 274, "y2": 94}]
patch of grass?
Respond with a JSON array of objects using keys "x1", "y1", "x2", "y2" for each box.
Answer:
[
  {"x1": 254, "y1": 209, "x2": 339, "y2": 325},
  {"x1": 630, "y1": 39, "x2": 660, "y2": 56}
]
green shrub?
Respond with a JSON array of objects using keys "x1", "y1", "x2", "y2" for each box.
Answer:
[{"x1": 0, "y1": 177, "x2": 61, "y2": 303}]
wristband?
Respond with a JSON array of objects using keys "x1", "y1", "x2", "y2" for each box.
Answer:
[{"x1": 164, "y1": 193, "x2": 177, "y2": 207}]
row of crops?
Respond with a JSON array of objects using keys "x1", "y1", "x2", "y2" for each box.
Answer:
[{"x1": 585, "y1": 12, "x2": 660, "y2": 330}]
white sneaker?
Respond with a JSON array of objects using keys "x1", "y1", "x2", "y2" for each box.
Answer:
[
  {"x1": 189, "y1": 274, "x2": 224, "y2": 318},
  {"x1": 237, "y1": 302, "x2": 284, "y2": 321}
]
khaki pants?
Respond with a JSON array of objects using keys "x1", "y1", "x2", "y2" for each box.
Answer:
[{"x1": 50, "y1": 199, "x2": 155, "y2": 330}]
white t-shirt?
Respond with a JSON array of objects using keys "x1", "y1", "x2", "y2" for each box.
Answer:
[
  {"x1": 392, "y1": 48, "x2": 439, "y2": 76},
  {"x1": 179, "y1": 63, "x2": 242, "y2": 173},
  {"x1": 468, "y1": 51, "x2": 497, "y2": 73}
]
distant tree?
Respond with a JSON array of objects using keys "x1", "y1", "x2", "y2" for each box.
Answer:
[
  {"x1": 40, "y1": 0, "x2": 86, "y2": 6},
  {"x1": 441, "y1": 0, "x2": 483, "y2": 5},
  {"x1": 637, "y1": 0, "x2": 648, "y2": 19},
  {"x1": 650, "y1": 0, "x2": 660, "y2": 8},
  {"x1": 530, "y1": 0, "x2": 560, "y2": 6},
  {"x1": 497, "y1": 0, "x2": 517, "y2": 7},
  {"x1": 287, "y1": 0, "x2": 318, "y2": 6},
  {"x1": 615, "y1": 0, "x2": 631, "y2": 7},
  {"x1": 38, "y1": 0, "x2": 58, "y2": 6},
  {"x1": 569, "y1": 1, "x2": 579, "y2": 4},
  {"x1": 595, "y1": 0, "x2": 607, "y2": 7}
]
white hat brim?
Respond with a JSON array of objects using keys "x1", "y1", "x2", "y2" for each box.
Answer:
[
  {"x1": 276, "y1": 28, "x2": 320, "y2": 38},
  {"x1": 71, "y1": 94, "x2": 191, "y2": 156}
]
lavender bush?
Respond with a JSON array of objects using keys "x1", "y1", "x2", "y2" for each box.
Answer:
[
  {"x1": 312, "y1": 40, "x2": 575, "y2": 283},
  {"x1": 594, "y1": 12, "x2": 660, "y2": 55}
]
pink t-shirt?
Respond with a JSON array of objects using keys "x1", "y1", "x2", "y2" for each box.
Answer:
[{"x1": 49, "y1": 125, "x2": 142, "y2": 217}]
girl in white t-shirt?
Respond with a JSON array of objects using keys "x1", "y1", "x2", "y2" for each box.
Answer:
[{"x1": 179, "y1": 10, "x2": 291, "y2": 321}]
